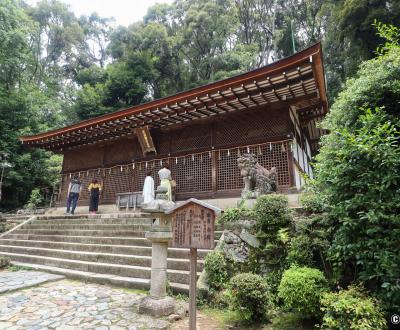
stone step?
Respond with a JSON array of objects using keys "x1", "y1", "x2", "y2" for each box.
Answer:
[
  {"x1": 0, "y1": 239, "x2": 210, "y2": 259},
  {"x1": 11, "y1": 229, "x2": 147, "y2": 237},
  {"x1": 8, "y1": 262, "x2": 189, "y2": 294},
  {"x1": 36, "y1": 213, "x2": 150, "y2": 220},
  {"x1": 0, "y1": 252, "x2": 198, "y2": 285},
  {"x1": 3, "y1": 234, "x2": 152, "y2": 246},
  {"x1": 23, "y1": 224, "x2": 152, "y2": 231},
  {"x1": 32, "y1": 218, "x2": 153, "y2": 225},
  {"x1": 2, "y1": 234, "x2": 218, "y2": 249},
  {"x1": 0, "y1": 245, "x2": 204, "y2": 271}
]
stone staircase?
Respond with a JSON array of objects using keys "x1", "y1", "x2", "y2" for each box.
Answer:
[{"x1": 0, "y1": 213, "x2": 216, "y2": 293}]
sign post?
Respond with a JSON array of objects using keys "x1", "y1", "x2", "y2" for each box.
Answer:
[
  {"x1": 189, "y1": 247, "x2": 197, "y2": 330},
  {"x1": 166, "y1": 198, "x2": 221, "y2": 330}
]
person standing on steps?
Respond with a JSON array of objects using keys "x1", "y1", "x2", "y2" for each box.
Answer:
[
  {"x1": 88, "y1": 179, "x2": 102, "y2": 214},
  {"x1": 66, "y1": 175, "x2": 82, "y2": 215},
  {"x1": 158, "y1": 162, "x2": 173, "y2": 201},
  {"x1": 142, "y1": 169, "x2": 155, "y2": 208}
]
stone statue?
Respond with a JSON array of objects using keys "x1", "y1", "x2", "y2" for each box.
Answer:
[{"x1": 237, "y1": 153, "x2": 277, "y2": 198}]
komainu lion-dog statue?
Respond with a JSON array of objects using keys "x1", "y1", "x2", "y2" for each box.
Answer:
[{"x1": 237, "y1": 153, "x2": 278, "y2": 198}]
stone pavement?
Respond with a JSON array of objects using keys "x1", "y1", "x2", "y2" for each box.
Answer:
[
  {"x1": 0, "y1": 275, "x2": 177, "y2": 329},
  {"x1": 0, "y1": 271, "x2": 64, "y2": 294}
]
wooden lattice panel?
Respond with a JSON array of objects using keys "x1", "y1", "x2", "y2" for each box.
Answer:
[
  {"x1": 59, "y1": 140, "x2": 291, "y2": 205},
  {"x1": 58, "y1": 170, "x2": 102, "y2": 203},
  {"x1": 103, "y1": 138, "x2": 136, "y2": 166},
  {"x1": 217, "y1": 142, "x2": 290, "y2": 191},
  {"x1": 62, "y1": 146, "x2": 104, "y2": 172},
  {"x1": 131, "y1": 160, "x2": 163, "y2": 192},
  {"x1": 170, "y1": 125, "x2": 212, "y2": 152},
  {"x1": 170, "y1": 153, "x2": 212, "y2": 193},
  {"x1": 215, "y1": 108, "x2": 290, "y2": 146},
  {"x1": 102, "y1": 167, "x2": 133, "y2": 201}
]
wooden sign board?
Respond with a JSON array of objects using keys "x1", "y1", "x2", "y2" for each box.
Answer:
[
  {"x1": 166, "y1": 198, "x2": 221, "y2": 330},
  {"x1": 135, "y1": 126, "x2": 157, "y2": 156},
  {"x1": 167, "y1": 198, "x2": 221, "y2": 249}
]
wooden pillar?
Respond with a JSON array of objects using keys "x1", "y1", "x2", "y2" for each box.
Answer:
[{"x1": 287, "y1": 144, "x2": 295, "y2": 187}]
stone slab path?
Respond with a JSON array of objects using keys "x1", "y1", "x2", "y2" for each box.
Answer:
[
  {"x1": 0, "y1": 275, "x2": 172, "y2": 330},
  {"x1": 0, "y1": 271, "x2": 64, "y2": 294}
]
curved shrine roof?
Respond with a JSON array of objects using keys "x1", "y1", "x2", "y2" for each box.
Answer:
[{"x1": 21, "y1": 43, "x2": 327, "y2": 152}]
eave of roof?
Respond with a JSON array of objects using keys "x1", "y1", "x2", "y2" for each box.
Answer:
[{"x1": 21, "y1": 43, "x2": 327, "y2": 150}]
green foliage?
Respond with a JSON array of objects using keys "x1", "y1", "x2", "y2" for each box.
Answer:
[
  {"x1": 253, "y1": 194, "x2": 291, "y2": 241},
  {"x1": 263, "y1": 269, "x2": 284, "y2": 300},
  {"x1": 0, "y1": 256, "x2": 10, "y2": 269},
  {"x1": 291, "y1": 214, "x2": 332, "y2": 276},
  {"x1": 250, "y1": 194, "x2": 291, "y2": 272},
  {"x1": 204, "y1": 251, "x2": 229, "y2": 291},
  {"x1": 374, "y1": 20, "x2": 400, "y2": 55},
  {"x1": 322, "y1": 1, "x2": 400, "y2": 100},
  {"x1": 299, "y1": 193, "x2": 326, "y2": 214},
  {"x1": 286, "y1": 235, "x2": 314, "y2": 267},
  {"x1": 6, "y1": 264, "x2": 32, "y2": 272},
  {"x1": 227, "y1": 273, "x2": 270, "y2": 322},
  {"x1": 278, "y1": 266, "x2": 328, "y2": 318},
  {"x1": 25, "y1": 188, "x2": 43, "y2": 210},
  {"x1": 217, "y1": 207, "x2": 254, "y2": 228},
  {"x1": 320, "y1": 286, "x2": 387, "y2": 330},
  {"x1": 315, "y1": 35, "x2": 400, "y2": 313}
]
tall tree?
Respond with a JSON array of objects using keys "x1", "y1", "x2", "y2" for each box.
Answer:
[{"x1": 235, "y1": 0, "x2": 279, "y2": 65}]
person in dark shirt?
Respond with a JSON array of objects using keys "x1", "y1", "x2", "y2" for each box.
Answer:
[{"x1": 66, "y1": 176, "x2": 82, "y2": 215}]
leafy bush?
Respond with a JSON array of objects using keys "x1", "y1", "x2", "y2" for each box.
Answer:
[
  {"x1": 204, "y1": 251, "x2": 229, "y2": 290},
  {"x1": 314, "y1": 28, "x2": 400, "y2": 314},
  {"x1": 278, "y1": 266, "x2": 328, "y2": 318},
  {"x1": 251, "y1": 194, "x2": 292, "y2": 272},
  {"x1": 286, "y1": 234, "x2": 314, "y2": 267},
  {"x1": 0, "y1": 256, "x2": 10, "y2": 269},
  {"x1": 25, "y1": 188, "x2": 43, "y2": 210},
  {"x1": 253, "y1": 194, "x2": 291, "y2": 240},
  {"x1": 291, "y1": 215, "x2": 332, "y2": 276},
  {"x1": 316, "y1": 108, "x2": 400, "y2": 310},
  {"x1": 320, "y1": 286, "x2": 386, "y2": 330},
  {"x1": 263, "y1": 269, "x2": 284, "y2": 299},
  {"x1": 299, "y1": 193, "x2": 326, "y2": 214},
  {"x1": 227, "y1": 273, "x2": 270, "y2": 322},
  {"x1": 217, "y1": 207, "x2": 254, "y2": 227},
  {"x1": 0, "y1": 220, "x2": 6, "y2": 233}
]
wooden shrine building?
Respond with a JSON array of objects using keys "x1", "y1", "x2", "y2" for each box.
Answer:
[{"x1": 21, "y1": 43, "x2": 328, "y2": 206}]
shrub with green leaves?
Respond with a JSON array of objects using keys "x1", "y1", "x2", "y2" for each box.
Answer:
[
  {"x1": 253, "y1": 194, "x2": 291, "y2": 242},
  {"x1": 217, "y1": 207, "x2": 254, "y2": 228},
  {"x1": 278, "y1": 266, "x2": 328, "y2": 318},
  {"x1": 263, "y1": 269, "x2": 284, "y2": 300},
  {"x1": 227, "y1": 273, "x2": 270, "y2": 322},
  {"x1": 320, "y1": 286, "x2": 386, "y2": 330},
  {"x1": 204, "y1": 251, "x2": 229, "y2": 290},
  {"x1": 314, "y1": 32, "x2": 400, "y2": 314},
  {"x1": 0, "y1": 256, "x2": 10, "y2": 269},
  {"x1": 0, "y1": 220, "x2": 6, "y2": 233},
  {"x1": 25, "y1": 188, "x2": 43, "y2": 210},
  {"x1": 299, "y1": 193, "x2": 326, "y2": 214},
  {"x1": 251, "y1": 194, "x2": 291, "y2": 272},
  {"x1": 286, "y1": 234, "x2": 314, "y2": 267}
]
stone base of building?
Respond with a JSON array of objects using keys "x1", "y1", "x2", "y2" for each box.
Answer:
[{"x1": 138, "y1": 296, "x2": 175, "y2": 318}]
